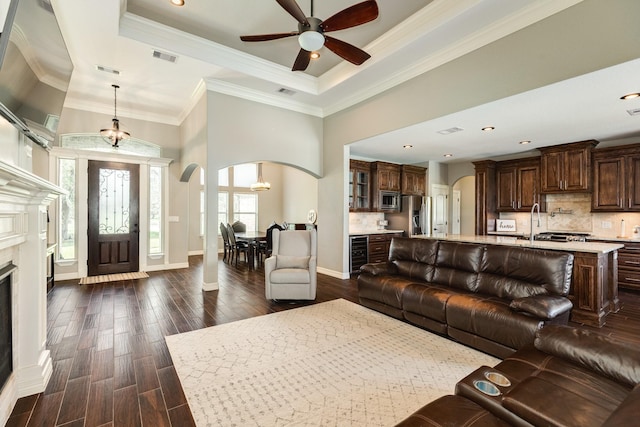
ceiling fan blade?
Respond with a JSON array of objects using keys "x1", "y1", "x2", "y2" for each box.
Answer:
[
  {"x1": 276, "y1": 0, "x2": 309, "y2": 26},
  {"x1": 240, "y1": 32, "x2": 298, "y2": 42},
  {"x1": 321, "y1": 1, "x2": 379, "y2": 32},
  {"x1": 324, "y1": 36, "x2": 371, "y2": 65},
  {"x1": 292, "y1": 49, "x2": 311, "y2": 71}
]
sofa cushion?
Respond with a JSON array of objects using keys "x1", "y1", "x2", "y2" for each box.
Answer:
[
  {"x1": 403, "y1": 283, "x2": 467, "y2": 323},
  {"x1": 497, "y1": 346, "x2": 631, "y2": 405},
  {"x1": 389, "y1": 237, "x2": 439, "y2": 264},
  {"x1": 269, "y1": 268, "x2": 310, "y2": 284},
  {"x1": 358, "y1": 274, "x2": 416, "y2": 310},
  {"x1": 535, "y1": 325, "x2": 640, "y2": 387},
  {"x1": 431, "y1": 242, "x2": 484, "y2": 292},
  {"x1": 276, "y1": 255, "x2": 309, "y2": 269},
  {"x1": 446, "y1": 294, "x2": 543, "y2": 350},
  {"x1": 395, "y1": 395, "x2": 511, "y2": 427},
  {"x1": 477, "y1": 246, "x2": 574, "y2": 297},
  {"x1": 389, "y1": 238, "x2": 438, "y2": 281},
  {"x1": 510, "y1": 295, "x2": 573, "y2": 320},
  {"x1": 502, "y1": 376, "x2": 618, "y2": 427}
]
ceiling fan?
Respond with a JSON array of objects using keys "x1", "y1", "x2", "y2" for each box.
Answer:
[{"x1": 240, "y1": 0, "x2": 379, "y2": 72}]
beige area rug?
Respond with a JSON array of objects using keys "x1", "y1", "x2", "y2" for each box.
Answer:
[
  {"x1": 166, "y1": 299, "x2": 500, "y2": 427},
  {"x1": 78, "y1": 271, "x2": 149, "y2": 285}
]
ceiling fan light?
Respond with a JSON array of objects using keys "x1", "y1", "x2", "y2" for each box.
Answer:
[{"x1": 298, "y1": 31, "x2": 324, "y2": 52}]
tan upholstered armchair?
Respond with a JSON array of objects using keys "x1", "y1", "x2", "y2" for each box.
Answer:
[{"x1": 265, "y1": 229, "x2": 317, "y2": 300}]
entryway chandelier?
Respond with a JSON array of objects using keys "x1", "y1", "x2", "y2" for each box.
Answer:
[{"x1": 100, "y1": 84, "x2": 130, "y2": 148}]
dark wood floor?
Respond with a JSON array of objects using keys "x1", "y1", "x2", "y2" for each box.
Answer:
[{"x1": 6, "y1": 255, "x2": 640, "y2": 426}]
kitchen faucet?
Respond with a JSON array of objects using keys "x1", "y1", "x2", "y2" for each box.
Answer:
[{"x1": 530, "y1": 202, "x2": 540, "y2": 244}]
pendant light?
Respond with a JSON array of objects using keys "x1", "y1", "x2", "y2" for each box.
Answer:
[
  {"x1": 100, "y1": 84, "x2": 130, "y2": 148},
  {"x1": 250, "y1": 163, "x2": 271, "y2": 191}
]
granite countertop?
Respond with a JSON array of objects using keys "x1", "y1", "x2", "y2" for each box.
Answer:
[
  {"x1": 413, "y1": 234, "x2": 623, "y2": 254},
  {"x1": 587, "y1": 235, "x2": 640, "y2": 243},
  {"x1": 349, "y1": 229, "x2": 405, "y2": 236}
]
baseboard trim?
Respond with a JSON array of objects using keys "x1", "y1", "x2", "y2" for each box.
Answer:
[
  {"x1": 202, "y1": 281, "x2": 219, "y2": 291},
  {"x1": 317, "y1": 267, "x2": 349, "y2": 280},
  {"x1": 145, "y1": 262, "x2": 190, "y2": 272}
]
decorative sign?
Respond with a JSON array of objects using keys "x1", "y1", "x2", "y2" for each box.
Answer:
[{"x1": 496, "y1": 219, "x2": 516, "y2": 232}]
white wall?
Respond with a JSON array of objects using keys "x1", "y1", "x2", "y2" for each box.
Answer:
[
  {"x1": 322, "y1": 0, "x2": 640, "y2": 276},
  {"x1": 282, "y1": 166, "x2": 318, "y2": 224}
]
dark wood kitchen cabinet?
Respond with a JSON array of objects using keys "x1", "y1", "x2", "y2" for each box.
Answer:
[
  {"x1": 592, "y1": 143, "x2": 640, "y2": 212},
  {"x1": 496, "y1": 158, "x2": 544, "y2": 212},
  {"x1": 539, "y1": 140, "x2": 598, "y2": 193},
  {"x1": 473, "y1": 160, "x2": 497, "y2": 235},
  {"x1": 371, "y1": 161, "x2": 401, "y2": 192},
  {"x1": 367, "y1": 232, "x2": 403, "y2": 263},
  {"x1": 617, "y1": 242, "x2": 640, "y2": 291},
  {"x1": 349, "y1": 160, "x2": 370, "y2": 212},
  {"x1": 401, "y1": 165, "x2": 426, "y2": 196}
]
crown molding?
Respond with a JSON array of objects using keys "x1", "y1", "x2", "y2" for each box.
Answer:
[
  {"x1": 204, "y1": 79, "x2": 323, "y2": 118},
  {"x1": 63, "y1": 97, "x2": 183, "y2": 126},
  {"x1": 119, "y1": 12, "x2": 319, "y2": 95},
  {"x1": 318, "y1": 0, "x2": 481, "y2": 94},
  {"x1": 321, "y1": 0, "x2": 585, "y2": 116},
  {"x1": 10, "y1": 25, "x2": 69, "y2": 92}
]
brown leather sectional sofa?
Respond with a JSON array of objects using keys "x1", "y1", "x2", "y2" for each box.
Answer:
[
  {"x1": 357, "y1": 237, "x2": 575, "y2": 358},
  {"x1": 396, "y1": 325, "x2": 640, "y2": 427}
]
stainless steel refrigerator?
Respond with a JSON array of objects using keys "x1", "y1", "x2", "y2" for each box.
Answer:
[{"x1": 386, "y1": 195, "x2": 430, "y2": 236}]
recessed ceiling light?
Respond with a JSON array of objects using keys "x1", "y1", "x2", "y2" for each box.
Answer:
[
  {"x1": 443, "y1": 153, "x2": 453, "y2": 158},
  {"x1": 403, "y1": 144, "x2": 413, "y2": 149},
  {"x1": 310, "y1": 52, "x2": 320, "y2": 60},
  {"x1": 481, "y1": 126, "x2": 495, "y2": 131},
  {"x1": 170, "y1": 0, "x2": 185, "y2": 6},
  {"x1": 519, "y1": 140, "x2": 531, "y2": 145},
  {"x1": 620, "y1": 92, "x2": 640, "y2": 100}
]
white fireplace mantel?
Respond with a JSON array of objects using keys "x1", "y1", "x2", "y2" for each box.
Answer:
[{"x1": 0, "y1": 159, "x2": 65, "y2": 425}]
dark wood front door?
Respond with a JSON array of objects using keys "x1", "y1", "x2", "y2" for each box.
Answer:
[{"x1": 88, "y1": 161, "x2": 140, "y2": 276}]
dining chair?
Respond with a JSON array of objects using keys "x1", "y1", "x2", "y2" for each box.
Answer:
[
  {"x1": 226, "y1": 223, "x2": 250, "y2": 267},
  {"x1": 220, "y1": 222, "x2": 230, "y2": 262},
  {"x1": 232, "y1": 221, "x2": 247, "y2": 232},
  {"x1": 256, "y1": 222, "x2": 284, "y2": 266}
]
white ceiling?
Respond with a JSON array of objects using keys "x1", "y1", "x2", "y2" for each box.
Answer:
[{"x1": 33, "y1": 0, "x2": 640, "y2": 163}]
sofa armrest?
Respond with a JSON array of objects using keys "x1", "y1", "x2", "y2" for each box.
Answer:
[
  {"x1": 535, "y1": 325, "x2": 640, "y2": 387},
  {"x1": 361, "y1": 262, "x2": 397, "y2": 276},
  {"x1": 509, "y1": 295, "x2": 572, "y2": 320}
]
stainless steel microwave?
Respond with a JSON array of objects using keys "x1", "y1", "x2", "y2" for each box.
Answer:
[{"x1": 379, "y1": 191, "x2": 400, "y2": 211}]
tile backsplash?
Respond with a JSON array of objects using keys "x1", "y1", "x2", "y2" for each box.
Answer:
[
  {"x1": 349, "y1": 212, "x2": 386, "y2": 233},
  {"x1": 499, "y1": 193, "x2": 640, "y2": 238}
]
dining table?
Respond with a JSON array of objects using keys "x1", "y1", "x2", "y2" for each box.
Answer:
[{"x1": 234, "y1": 231, "x2": 267, "y2": 269}]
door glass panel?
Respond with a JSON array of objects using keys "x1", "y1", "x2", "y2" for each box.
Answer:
[{"x1": 99, "y1": 168, "x2": 131, "y2": 234}]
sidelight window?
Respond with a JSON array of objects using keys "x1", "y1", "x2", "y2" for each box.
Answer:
[
  {"x1": 58, "y1": 158, "x2": 76, "y2": 260},
  {"x1": 149, "y1": 166, "x2": 163, "y2": 254}
]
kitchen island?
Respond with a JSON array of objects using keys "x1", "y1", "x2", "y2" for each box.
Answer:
[{"x1": 413, "y1": 234, "x2": 623, "y2": 327}]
